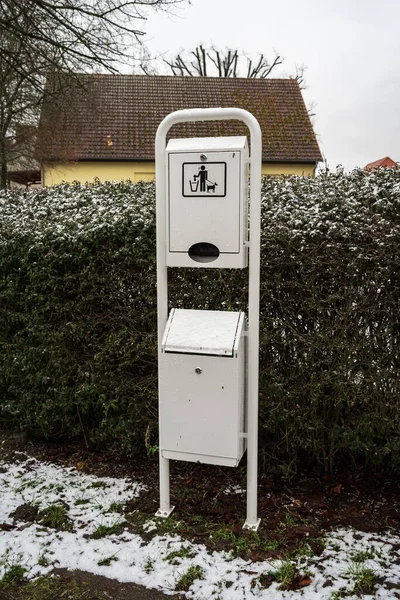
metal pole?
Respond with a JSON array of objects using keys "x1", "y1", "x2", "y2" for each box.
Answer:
[
  {"x1": 155, "y1": 118, "x2": 173, "y2": 517},
  {"x1": 244, "y1": 115, "x2": 262, "y2": 531},
  {"x1": 155, "y1": 109, "x2": 261, "y2": 528}
]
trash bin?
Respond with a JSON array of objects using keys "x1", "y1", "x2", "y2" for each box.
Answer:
[
  {"x1": 159, "y1": 308, "x2": 246, "y2": 467},
  {"x1": 189, "y1": 179, "x2": 199, "y2": 192}
]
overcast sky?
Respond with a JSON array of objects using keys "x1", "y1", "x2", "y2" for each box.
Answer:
[{"x1": 142, "y1": 0, "x2": 400, "y2": 171}]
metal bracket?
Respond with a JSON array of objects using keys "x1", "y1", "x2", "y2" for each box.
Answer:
[
  {"x1": 155, "y1": 506, "x2": 175, "y2": 519},
  {"x1": 243, "y1": 518, "x2": 261, "y2": 532}
]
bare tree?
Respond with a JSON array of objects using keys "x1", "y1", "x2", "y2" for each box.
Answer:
[
  {"x1": 161, "y1": 45, "x2": 284, "y2": 79},
  {"x1": 157, "y1": 45, "x2": 307, "y2": 92},
  {"x1": 0, "y1": 0, "x2": 183, "y2": 188},
  {"x1": 0, "y1": 0, "x2": 182, "y2": 80},
  {"x1": 0, "y1": 28, "x2": 48, "y2": 188}
]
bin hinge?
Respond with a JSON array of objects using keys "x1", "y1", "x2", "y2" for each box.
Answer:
[
  {"x1": 240, "y1": 432, "x2": 248, "y2": 439},
  {"x1": 244, "y1": 241, "x2": 250, "y2": 248}
]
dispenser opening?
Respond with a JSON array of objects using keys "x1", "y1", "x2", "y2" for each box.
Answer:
[{"x1": 189, "y1": 242, "x2": 220, "y2": 263}]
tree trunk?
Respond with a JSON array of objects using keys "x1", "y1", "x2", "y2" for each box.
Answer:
[{"x1": 0, "y1": 138, "x2": 8, "y2": 189}]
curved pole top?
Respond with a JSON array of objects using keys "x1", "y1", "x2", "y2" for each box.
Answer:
[{"x1": 156, "y1": 107, "x2": 261, "y2": 151}]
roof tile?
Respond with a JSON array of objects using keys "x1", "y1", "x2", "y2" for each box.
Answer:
[{"x1": 38, "y1": 75, "x2": 322, "y2": 163}]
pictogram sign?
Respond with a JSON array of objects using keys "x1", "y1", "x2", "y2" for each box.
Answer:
[{"x1": 182, "y1": 162, "x2": 227, "y2": 197}]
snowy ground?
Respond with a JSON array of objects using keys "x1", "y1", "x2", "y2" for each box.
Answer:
[{"x1": 1, "y1": 455, "x2": 400, "y2": 599}]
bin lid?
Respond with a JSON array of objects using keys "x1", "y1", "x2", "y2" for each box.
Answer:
[
  {"x1": 166, "y1": 136, "x2": 247, "y2": 153},
  {"x1": 162, "y1": 309, "x2": 244, "y2": 356}
]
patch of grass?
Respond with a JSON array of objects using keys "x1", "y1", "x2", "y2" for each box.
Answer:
[
  {"x1": 350, "y1": 548, "x2": 376, "y2": 563},
  {"x1": 277, "y1": 511, "x2": 307, "y2": 531},
  {"x1": 291, "y1": 542, "x2": 315, "y2": 559},
  {"x1": 209, "y1": 524, "x2": 285, "y2": 558},
  {"x1": 0, "y1": 564, "x2": 27, "y2": 586},
  {"x1": 97, "y1": 554, "x2": 119, "y2": 567},
  {"x1": 45, "y1": 484, "x2": 64, "y2": 493},
  {"x1": 269, "y1": 559, "x2": 296, "y2": 590},
  {"x1": 175, "y1": 565, "x2": 204, "y2": 592},
  {"x1": 15, "y1": 480, "x2": 39, "y2": 493},
  {"x1": 144, "y1": 557, "x2": 154, "y2": 574},
  {"x1": 105, "y1": 502, "x2": 124, "y2": 514},
  {"x1": 14, "y1": 575, "x2": 89, "y2": 600},
  {"x1": 330, "y1": 591, "x2": 348, "y2": 600},
  {"x1": 93, "y1": 521, "x2": 125, "y2": 538},
  {"x1": 211, "y1": 527, "x2": 247, "y2": 556},
  {"x1": 37, "y1": 554, "x2": 49, "y2": 568},
  {"x1": 166, "y1": 546, "x2": 196, "y2": 564},
  {"x1": 154, "y1": 515, "x2": 182, "y2": 535},
  {"x1": 89, "y1": 481, "x2": 107, "y2": 489},
  {"x1": 75, "y1": 498, "x2": 91, "y2": 506},
  {"x1": 211, "y1": 527, "x2": 237, "y2": 543},
  {"x1": 157, "y1": 516, "x2": 288, "y2": 560},
  {"x1": 39, "y1": 504, "x2": 73, "y2": 532},
  {"x1": 259, "y1": 537, "x2": 283, "y2": 553},
  {"x1": 14, "y1": 576, "x2": 63, "y2": 599},
  {"x1": 345, "y1": 562, "x2": 376, "y2": 595},
  {"x1": 174, "y1": 486, "x2": 198, "y2": 500}
]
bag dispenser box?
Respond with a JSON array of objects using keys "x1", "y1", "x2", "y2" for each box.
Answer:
[
  {"x1": 159, "y1": 309, "x2": 246, "y2": 467},
  {"x1": 166, "y1": 136, "x2": 249, "y2": 269}
]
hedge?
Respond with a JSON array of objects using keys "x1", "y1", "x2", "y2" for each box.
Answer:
[{"x1": 0, "y1": 169, "x2": 399, "y2": 475}]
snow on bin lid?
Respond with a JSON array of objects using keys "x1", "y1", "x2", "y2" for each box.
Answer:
[{"x1": 162, "y1": 309, "x2": 244, "y2": 356}]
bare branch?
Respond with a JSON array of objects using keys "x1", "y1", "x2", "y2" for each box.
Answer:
[
  {"x1": 164, "y1": 45, "x2": 285, "y2": 80},
  {"x1": 0, "y1": 0, "x2": 184, "y2": 187}
]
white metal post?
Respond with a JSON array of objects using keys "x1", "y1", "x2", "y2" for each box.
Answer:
[
  {"x1": 155, "y1": 108, "x2": 262, "y2": 529},
  {"x1": 155, "y1": 115, "x2": 174, "y2": 518}
]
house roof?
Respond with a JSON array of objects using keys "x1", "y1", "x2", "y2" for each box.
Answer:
[
  {"x1": 38, "y1": 74, "x2": 322, "y2": 164},
  {"x1": 364, "y1": 157, "x2": 397, "y2": 170}
]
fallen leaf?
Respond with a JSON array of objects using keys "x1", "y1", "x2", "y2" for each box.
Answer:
[{"x1": 299, "y1": 576, "x2": 312, "y2": 587}]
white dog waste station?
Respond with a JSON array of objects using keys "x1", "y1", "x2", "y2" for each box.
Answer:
[{"x1": 155, "y1": 108, "x2": 262, "y2": 530}]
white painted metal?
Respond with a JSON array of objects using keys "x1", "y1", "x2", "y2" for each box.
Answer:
[
  {"x1": 167, "y1": 136, "x2": 247, "y2": 152},
  {"x1": 156, "y1": 107, "x2": 261, "y2": 530},
  {"x1": 166, "y1": 136, "x2": 248, "y2": 269},
  {"x1": 162, "y1": 309, "x2": 242, "y2": 356},
  {"x1": 159, "y1": 310, "x2": 245, "y2": 467}
]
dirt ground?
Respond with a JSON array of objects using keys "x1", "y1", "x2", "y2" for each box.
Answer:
[
  {"x1": 1, "y1": 430, "x2": 400, "y2": 598},
  {"x1": 0, "y1": 569, "x2": 185, "y2": 600}
]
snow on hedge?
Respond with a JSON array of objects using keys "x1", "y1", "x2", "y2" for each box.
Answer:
[
  {"x1": 0, "y1": 180, "x2": 156, "y2": 248},
  {"x1": 1, "y1": 168, "x2": 400, "y2": 248},
  {"x1": 261, "y1": 167, "x2": 400, "y2": 245}
]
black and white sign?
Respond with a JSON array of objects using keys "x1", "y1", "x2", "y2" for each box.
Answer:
[{"x1": 182, "y1": 162, "x2": 227, "y2": 197}]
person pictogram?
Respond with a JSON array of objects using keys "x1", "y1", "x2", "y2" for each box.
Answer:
[
  {"x1": 190, "y1": 165, "x2": 218, "y2": 193},
  {"x1": 193, "y1": 165, "x2": 208, "y2": 192}
]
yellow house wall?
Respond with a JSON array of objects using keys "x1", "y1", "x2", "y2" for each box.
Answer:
[
  {"x1": 43, "y1": 161, "x2": 156, "y2": 186},
  {"x1": 261, "y1": 163, "x2": 316, "y2": 177},
  {"x1": 43, "y1": 160, "x2": 316, "y2": 186}
]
